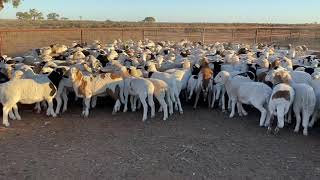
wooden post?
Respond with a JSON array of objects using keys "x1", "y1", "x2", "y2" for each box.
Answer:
[
  {"x1": 155, "y1": 28, "x2": 158, "y2": 42},
  {"x1": 0, "y1": 31, "x2": 2, "y2": 56},
  {"x1": 254, "y1": 29, "x2": 258, "y2": 44},
  {"x1": 231, "y1": 29, "x2": 235, "y2": 40},
  {"x1": 201, "y1": 28, "x2": 205, "y2": 44},
  {"x1": 121, "y1": 27, "x2": 124, "y2": 41},
  {"x1": 142, "y1": 29, "x2": 145, "y2": 40},
  {"x1": 80, "y1": 29, "x2": 83, "y2": 45},
  {"x1": 269, "y1": 29, "x2": 273, "y2": 42}
]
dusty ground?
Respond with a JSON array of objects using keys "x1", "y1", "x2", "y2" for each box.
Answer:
[{"x1": 1, "y1": 99, "x2": 320, "y2": 180}]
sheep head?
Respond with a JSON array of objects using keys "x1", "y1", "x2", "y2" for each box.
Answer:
[
  {"x1": 273, "y1": 69, "x2": 292, "y2": 85},
  {"x1": 214, "y1": 71, "x2": 229, "y2": 84}
]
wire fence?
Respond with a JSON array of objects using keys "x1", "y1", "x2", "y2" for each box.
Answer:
[{"x1": 0, "y1": 26, "x2": 320, "y2": 56}]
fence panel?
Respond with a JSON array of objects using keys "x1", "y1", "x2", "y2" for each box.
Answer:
[{"x1": 0, "y1": 27, "x2": 320, "y2": 56}]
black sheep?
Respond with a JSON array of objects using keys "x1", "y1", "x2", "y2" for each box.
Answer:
[
  {"x1": 48, "y1": 68, "x2": 67, "y2": 89},
  {"x1": 82, "y1": 50, "x2": 91, "y2": 57},
  {"x1": 191, "y1": 64, "x2": 201, "y2": 75},
  {"x1": 0, "y1": 71, "x2": 9, "y2": 84},
  {"x1": 96, "y1": 55, "x2": 109, "y2": 67}
]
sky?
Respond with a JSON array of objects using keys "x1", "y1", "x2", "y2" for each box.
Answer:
[{"x1": 0, "y1": 0, "x2": 319, "y2": 23}]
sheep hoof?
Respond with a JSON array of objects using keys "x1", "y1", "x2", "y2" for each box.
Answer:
[
  {"x1": 179, "y1": 111, "x2": 183, "y2": 115},
  {"x1": 142, "y1": 118, "x2": 147, "y2": 122},
  {"x1": 294, "y1": 128, "x2": 299, "y2": 133},
  {"x1": 3, "y1": 122, "x2": 10, "y2": 127},
  {"x1": 16, "y1": 117, "x2": 22, "y2": 121},
  {"x1": 163, "y1": 117, "x2": 167, "y2": 121},
  {"x1": 267, "y1": 127, "x2": 272, "y2": 134},
  {"x1": 274, "y1": 127, "x2": 280, "y2": 135},
  {"x1": 151, "y1": 115, "x2": 155, "y2": 118},
  {"x1": 303, "y1": 129, "x2": 308, "y2": 136},
  {"x1": 308, "y1": 123, "x2": 314, "y2": 128},
  {"x1": 112, "y1": 111, "x2": 116, "y2": 115},
  {"x1": 229, "y1": 114, "x2": 234, "y2": 118},
  {"x1": 52, "y1": 114, "x2": 57, "y2": 118}
]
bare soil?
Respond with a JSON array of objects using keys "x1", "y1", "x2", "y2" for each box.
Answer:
[{"x1": 1, "y1": 100, "x2": 320, "y2": 180}]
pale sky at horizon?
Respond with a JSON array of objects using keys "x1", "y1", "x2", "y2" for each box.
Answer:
[{"x1": 0, "y1": 0, "x2": 319, "y2": 24}]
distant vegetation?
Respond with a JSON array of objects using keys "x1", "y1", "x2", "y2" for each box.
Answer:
[
  {"x1": 0, "y1": 19, "x2": 319, "y2": 29},
  {"x1": 143, "y1": 17, "x2": 156, "y2": 23},
  {"x1": 0, "y1": 0, "x2": 21, "y2": 10}
]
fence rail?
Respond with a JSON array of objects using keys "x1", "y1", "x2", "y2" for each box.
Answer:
[{"x1": 1, "y1": 27, "x2": 320, "y2": 56}]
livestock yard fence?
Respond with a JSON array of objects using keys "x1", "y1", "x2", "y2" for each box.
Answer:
[{"x1": 1, "y1": 26, "x2": 320, "y2": 56}]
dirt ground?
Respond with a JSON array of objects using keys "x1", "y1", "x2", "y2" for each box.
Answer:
[{"x1": 1, "y1": 99, "x2": 320, "y2": 180}]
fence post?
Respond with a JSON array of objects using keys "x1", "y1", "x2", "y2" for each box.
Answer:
[
  {"x1": 80, "y1": 29, "x2": 83, "y2": 45},
  {"x1": 231, "y1": 29, "x2": 235, "y2": 41},
  {"x1": 142, "y1": 29, "x2": 145, "y2": 40},
  {"x1": 0, "y1": 31, "x2": 2, "y2": 56},
  {"x1": 121, "y1": 27, "x2": 124, "y2": 41},
  {"x1": 254, "y1": 29, "x2": 258, "y2": 44},
  {"x1": 269, "y1": 29, "x2": 273, "y2": 42},
  {"x1": 201, "y1": 28, "x2": 205, "y2": 44}
]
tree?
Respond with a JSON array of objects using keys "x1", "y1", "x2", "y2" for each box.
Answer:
[
  {"x1": 0, "y1": 0, "x2": 21, "y2": 10},
  {"x1": 61, "y1": 17, "x2": 69, "y2": 20},
  {"x1": 143, "y1": 17, "x2": 156, "y2": 23},
  {"x1": 47, "y1": 13, "x2": 60, "y2": 20},
  {"x1": 29, "y1": 9, "x2": 43, "y2": 20},
  {"x1": 16, "y1": 11, "x2": 31, "y2": 20}
]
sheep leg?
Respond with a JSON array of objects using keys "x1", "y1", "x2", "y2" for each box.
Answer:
[
  {"x1": 221, "y1": 93, "x2": 226, "y2": 112},
  {"x1": 112, "y1": 100, "x2": 121, "y2": 115},
  {"x1": 3, "y1": 106, "x2": 11, "y2": 127},
  {"x1": 176, "y1": 94, "x2": 183, "y2": 114},
  {"x1": 34, "y1": 102, "x2": 41, "y2": 114},
  {"x1": 147, "y1": 93, "x2": 155, "y2": 118},
  {"x1": 12, "y1": 105, "x2": 21, "y2": 121},
  {"x1": 294, "y1": 110, "x2": 301, "y2": 133},
  {"x1": 228, "y1": 98, "x2": 232, "y2": 111},
  {"x1": 157, "y1": 95, "x2": 168, "y2": 121},
  {"x1": 137, "y1": 97, "x2": 142, "y2": 110},
  {"x1": 82, "y1": 97, "x2": 91, "y2": 117},
  {"x1": 46, "y1": 99, "x2": 56, "y2": 117},
  {"x1": 166, "y1": 92, "x2": 173, "y2": 115},
  {"x1": 254, "y1": 104, "x2": 267, "y2": 127},
  {"x1": 208, "y1": 91, "x2": 212, "y2": 108},
  {"x1": 55, "y1": 95, "x2": 63, "y2": 114},
  {"x1": 123, "y1": 91, "x2": 129, "y2": 113},
  {"x1": 140, "y1": 97, "x2": 148, "y2": 122},
  {"x1": 302, "y1": 110, "x2": 310, "y2": 136},
  {"x1": 237, "y1": 102, "x2": 243, "y2": 116},
  {"x1": 265, "y1": 109, "x2": 272, "y2": 127},
  {"x1": 287, "y1": 106, "x2": 293, "y2": 124},
  {"x1": 229, "y1": 100, "x2": 236, "y2": 118},
  {"x1": 240, "y1": 104, "x2": 248, "y2": 116},
  {"x1": 62, "y1": 89, "x2": 69, "y2": 113},
  {"x1": 91, "y1": 96, "x2": 97, "y2": 108},
  {"x1": 309, "y1": 111, "x2": 319, "y2": 127},
  {"x1": 193, "y1": 89, "x2": 201, "y2": 109},
  {"x1": 41, "y1": 101, "x2": 47, "y2": 110}
]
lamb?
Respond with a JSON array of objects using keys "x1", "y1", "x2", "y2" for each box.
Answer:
[
  {"x1": 128, "y1": 67, "x2": 173, "y2": 118},
  {"x1": 266, "y1": 70, "x2": 295, "y2": 134},
  {"x1": 291, "y1": 83, "x2": 316, "y2": 136},
  {"x1": 145, "y1": 62, "x2": 183, "y2": 114},
  {"x1": 193, "y1": 67, "x2": 213, "y2": 109},
  {"x1": 214, "y1": 71, "x2": 252, "y2": 118},
  {"x1": 69, "y1": 67, "x2": 124, "y2": 117},
  {"x1": 0, "y1": 78, "x2": 58, "y2": 127},
  {"x1": 118, "y1": 67, "x2": 155, "y2": 121}
]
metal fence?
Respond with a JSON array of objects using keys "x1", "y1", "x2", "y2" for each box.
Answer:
[{"x1": 1, "y1": 26, "x2": 320, "y2": 56}]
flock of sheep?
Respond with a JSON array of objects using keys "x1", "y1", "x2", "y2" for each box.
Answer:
[{"x1": 0, "y1": 39, "x2": 319, "y2": 136}]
